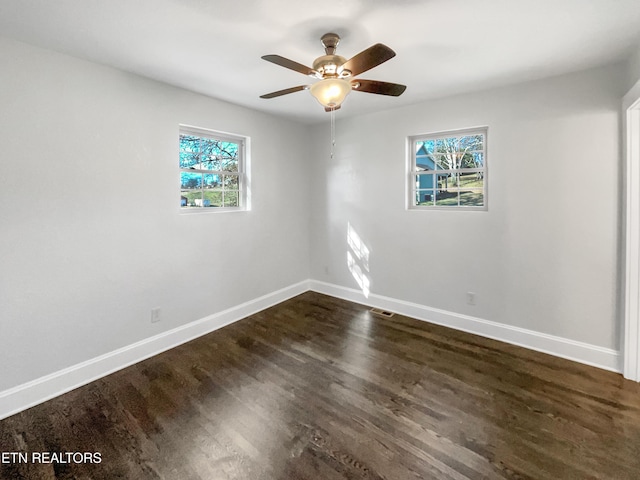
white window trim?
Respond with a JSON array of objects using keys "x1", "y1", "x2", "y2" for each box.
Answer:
[
  {"x1": 407, "y1": 126, "x2": 488, "y2": 211},
  {"x1": 179, "y1": 124, "x2": 250, "y2": 214}
]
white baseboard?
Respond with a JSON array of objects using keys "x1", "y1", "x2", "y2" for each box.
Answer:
[
  {"x1": 308, "y1": 280, "x2": 621, "y2": 373},
  {"x1": 0, "y1": 280, "x2": 310, "y2": 421},
  {"x1": 0, "y1": 278, "x2": 622, "y2": 420}
]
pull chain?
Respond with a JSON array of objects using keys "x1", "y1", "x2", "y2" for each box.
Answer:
[{"x1": 330, "y1": 107, "x2": 336, "y2": 159}]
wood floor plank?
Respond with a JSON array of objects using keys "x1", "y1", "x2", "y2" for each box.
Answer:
[{"x1": 2, "y1": 291, "x2": 640, "y2": 479}]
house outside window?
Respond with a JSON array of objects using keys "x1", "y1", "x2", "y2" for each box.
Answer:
[
  {"x1": 179, "y1": 125, "x2": 248, "y2": 212},
  {"x1": 408, "y1": 127, "x2": 487, "y2": 210}
]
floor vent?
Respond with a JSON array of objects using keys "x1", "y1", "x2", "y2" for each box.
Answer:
[{"x1": 370, "y1": 308, "x2": 395, "y2": 318}]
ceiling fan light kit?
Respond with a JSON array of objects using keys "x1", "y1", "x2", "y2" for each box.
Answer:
[
  {"x1": 310, "y1": 78, "x2": 352, "y2": 109},
  {"x1": 260, "y1": 33, "x2": 406, "y2": 112}
]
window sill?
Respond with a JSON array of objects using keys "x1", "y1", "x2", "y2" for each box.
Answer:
[
  {"x1": 407, "y1": 205, "x2": 487, "y2": 212},
  {"x1": 179, "y1": 207, "x2": 248, "y2": 214}
]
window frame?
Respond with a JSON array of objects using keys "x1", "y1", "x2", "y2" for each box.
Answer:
[
  {"x1": 407, "y1": 126, "x2": 488, "y2": 211},
  {"x1": 179, "y1": 124, "x2": 248, "y2": 213}
]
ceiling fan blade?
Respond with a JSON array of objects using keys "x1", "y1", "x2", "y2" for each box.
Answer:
[
  {"x1": 260, "y1": 85, "x2": 309, "y2": 99},
  {"x1": 351, "y1": 79, "x2": 406, "y2": 96},
  {"x1": 341, "y1": 44, "x2": 396, "y2": 77},
  {"x1": 261, "y1": 55, "x2": 318, "y2": 77}
]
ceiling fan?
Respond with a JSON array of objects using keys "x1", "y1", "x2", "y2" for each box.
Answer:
[{"x1": 260, "y1": 33, "x2": 406, "y2": 112}]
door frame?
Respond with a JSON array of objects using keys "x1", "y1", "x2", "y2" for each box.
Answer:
[{"x1": 624, "y1": 79, "x2": 640, "y2": 381}]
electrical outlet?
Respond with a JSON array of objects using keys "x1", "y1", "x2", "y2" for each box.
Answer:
[
  {"x1": 466, "y1": 292, "x2": 476, "y2": 305},
  {"x1": 151, "y1": 307, "x2": 161, "y2": 323}
]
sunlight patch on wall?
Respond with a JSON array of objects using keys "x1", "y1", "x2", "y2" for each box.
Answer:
[{"x1": 347, "y1": 222, "x2": 370, "y2": 297}]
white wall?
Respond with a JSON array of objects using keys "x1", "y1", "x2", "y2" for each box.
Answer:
[
  {"x1": 0, "y1": 37, "x2": 310, "y2": 392},
  {"x1": 310, "y1": 64, "x2": 625, "y2": 350}
]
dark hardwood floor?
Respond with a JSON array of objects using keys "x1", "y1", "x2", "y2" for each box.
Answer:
[{"x1": 2, "y1": 292, "x2": 640, "y2": 479}]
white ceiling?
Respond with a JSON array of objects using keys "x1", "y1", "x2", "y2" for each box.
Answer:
[{"x1": 1, "y1": 0, "x2": 640, "y2": 124}]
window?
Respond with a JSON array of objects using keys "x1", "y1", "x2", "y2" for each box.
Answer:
[
  {"x1": 408, "y1": 127, "x2": 487, "y2": 210},
  {"x1": 179, "y1": 125, "x2": 247, "y2": 211}
]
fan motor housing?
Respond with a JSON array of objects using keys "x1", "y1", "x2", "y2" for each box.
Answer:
[{"x1": 312, "y1": 55, "x2": 348, "y2": 77}]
